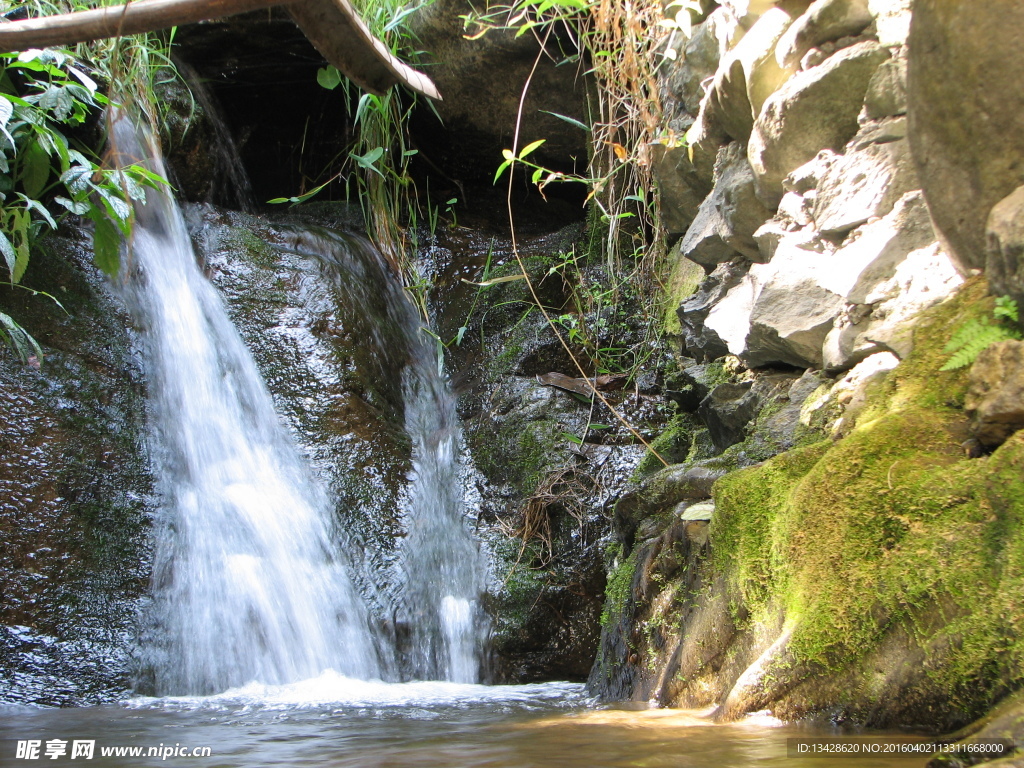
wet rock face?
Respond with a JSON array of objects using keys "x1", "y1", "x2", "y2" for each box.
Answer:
[
  {"x1": 0, "y1": 232, "x2": 153, "y2": 706},
  {"x1": 184, "y1": 203, "x2": 415, "y2": 615},
  {"x1": 424, "y1": 226, "x2": 663, "y2": 682}
]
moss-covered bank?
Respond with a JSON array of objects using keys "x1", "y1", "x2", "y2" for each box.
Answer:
[{"x1": 592, "y1": 279, "x2": 1024, "y2": 730}]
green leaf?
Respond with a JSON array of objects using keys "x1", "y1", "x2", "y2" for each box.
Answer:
[
  {"x1": 0, "y1": 231, "x2": 16, "y2": 278},
  {"x1": 54, "y1": 196, "x2": 89, "y2": 215},
  {"x1": 0, "y1": 310, "x2": 43, "y2": 364},
  {"x1": 518, "y1": 139, "x2": 546, "y2": 159},
  {"x1": 21, "y1": 140, "x2": 50, "y2": 199},
  {"x1": 493, "y1": 159, "x2": 512, "y2": 184},
  {"x1": 539, "y1": 109, "x2": 590, "y2": 132},
  {"x1": 12, "y1": 237, "x2": 29, "y2": 284},
  {"x1": 560, "y1": 431, "x2": 584, "y2": 445},
  {"x1": 460, "y1": 273, "x2": 526, "y2": 287},
  {"x1": 0, "y1": 95, "x2": 12, "y2": 127},
  {"x1": 91, "y1": 213, "x2": 121, "y2": 276},
  {"x1": 316, "y1": 66, "x2": 342, "y2": 90}
]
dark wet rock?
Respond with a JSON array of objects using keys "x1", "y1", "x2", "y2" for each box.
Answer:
[
  {"x1": 430, "y1": 227, "x2": 652, "y2": 682},
  {"x1": 613, "y1": 462, "x2": 726, "y2": 551},
  {"x1": 0, "y1": 229, "x2": 153, "y2": 706},
  {"x1": 698, "y1": 380, "x2": 759, "y2": 451},
  {"x1": 185, "y1": 204, "x2": 415, "y2": 615}
]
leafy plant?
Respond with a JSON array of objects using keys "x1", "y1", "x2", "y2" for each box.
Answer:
[
  {"x1": 0, "y1": 38, "x2": 169, "y2": 362},
  {"x1": 940, "y1": 296, "x2": 1022, "y2": 371}
]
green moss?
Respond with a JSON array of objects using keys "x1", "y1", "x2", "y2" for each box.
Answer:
[
  {"x1": 602, "y1": 546, "x2": 640, "y2": 627},
  {"x1": 708, "y1": 279, "x2": 1024, "y2": 708},
  {"x1": 661, "y1": 245, "x2": 704, "y2": 335},
  {"x1": 633, "y1": 413, "x2": 702, "y2": 478}
]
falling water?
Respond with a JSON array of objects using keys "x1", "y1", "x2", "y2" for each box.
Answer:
[
  {"x1": 112, "y1": 115, "x2": 485, "y2": 692},
  {"x1": 398, "y1": 347, "x2": 486, "y2": 683},
  {"x1": 112, "y1": 118, "x2": 378, "y2": 695}
]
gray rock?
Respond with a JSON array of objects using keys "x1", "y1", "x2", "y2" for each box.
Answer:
[
  {"x1": 986, "y1": 185, "x2": 1024, "y2": 312},
  {"x1": 745, "y1": 268, "x2": 844, "y2": 368},
  {"x1": 868, "y1": 0, "x2": 911, "y2": 46},
  {"x1": 705, "y1": 230, "x2": 845, "y2": 368},
  {"x1": 687, "y1": 94, "x2": 731, "y2": 190},
  {"x1": 862, "y1": 55, "x2": 907, "y2": 122},
  {"x1": 812, "y1": 136, "x2": 920, "y2": 238},
  {"x1": 818, "y1": 192, "x2": 936, "y2": 303},
  {"x1": 776, "y1": 0, "x2": 873, "y2": 68},
  {"x1": 822, "y1": 238, "x2": 963, "y2": 371},
  {"x1": 681, "y1": 142, "x2": 773, "y2": 265},
  {"x1": 679, "y1": 261, "x2": 751, "y2": 361},
  {"x1": 662, "y1": 7, "x2": 743, "y2": 118},
  {"x1": 651, "y1": 141, "x2": 707, "y2": 237},
  {"x1": 614, "y1": 463, "x2": 727, "y2": 547},
  {"x1": 748, "y1": 41, "x2": 890, "y2": 205},
  {"x1": 698, "y1": 380, "x2": 760, "y2": 450},
  {"x1": 907, "y1": 0, "x2": 1024, "y2": 273},
  {"x1": 965, "y1": 340, "x2": 1024, "y2": 448},
  {"x1": 705, "y1": 6, "x2": 802, "y2": 141}
]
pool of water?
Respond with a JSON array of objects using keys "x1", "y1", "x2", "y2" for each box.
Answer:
[{"x1": 0, "y1": 674, "x2": 933, "y2": 767}]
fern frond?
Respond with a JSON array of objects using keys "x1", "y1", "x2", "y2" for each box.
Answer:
[
  {"x1": 994, "y1": 295, "x2": 1020, "y2": 323},
  {"x1": 940, "y1": 319, "x2": 1019, "y2": 371}
]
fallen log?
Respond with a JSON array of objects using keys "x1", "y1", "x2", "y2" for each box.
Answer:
[{"x1": 0, "y1": 0, "x2": 440, "y2": 99}]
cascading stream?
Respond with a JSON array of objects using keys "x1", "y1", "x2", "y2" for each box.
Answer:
[
  {"x1": 113, "y1": 118, "x2": 379, "y2": 695},
  {"x1": 112, "y1": 115, "x2": 486, "y2": 694}
]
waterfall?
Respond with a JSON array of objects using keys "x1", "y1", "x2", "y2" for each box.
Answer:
[
  {"x1": 113, "y1": 118, "x2": 378, "y2": 694},
  {"x1": 398, "y1": 345, "x2": 486, "y2": 683},
  {"x1": 111, "y1": 115, "x2": 486, "y2": 694}
]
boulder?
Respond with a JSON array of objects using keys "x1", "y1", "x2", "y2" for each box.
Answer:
[
  {"x1": 867, "y1": 0, "x2": 911, "y2": 47},
  {"x1": 822, "y1": 240, "x2": 963, "y2": 371},
  {"x1": 706, "y1": 230, "x2": 844, "y2": 368},
  {"x1": 776, "y1": 0, "x2": 873, "y2": 68},
  {"x1": 907, "y1": 0, "x2": 1024, "y2": 273},
  {"x1": 986, "y1": 185, "x2": 1024, "y2": 311},
  {"x1": 678, "y1": 261, "x2": 751, "y2": 361},
  {"x1": 965, "y1": 340, "x2": 1024, "y2": 448},
  {"x1": 705, "y1": 6, "x2": 802, "y2": 141},
  {"x1": 812, "y1": 138, "x2": 918, "y2": 236},
  {"x1": 748, "y1": 41, "x2": 889, "y2": 206},
  {"x1": 662, "y1": 7, "x2": 744, "y2": 119},
  {"x1": 861, "y1": 55, "x2": 907, "y2": 122},
  {"x1": 817, "y1": 192, "x2": 935, "y2": 303},
  {"x1": 698, "y1": 380, "x2": 760, "y2": 451},
  {"x1": 681, "y1": 142, "x2": 773, "y2": 265},
  {"x1": 687, "y1": 94, "x2": 731, "y2": 190},
  {"x1": 651, "y1": 141, "x2": 707, "y2": 237}
]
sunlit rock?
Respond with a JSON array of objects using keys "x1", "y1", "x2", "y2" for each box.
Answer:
[
  {"x1": 775, "y1": 0, "x2": 873, "y2": 68},
  {"x1": 966, "y1": 340, "x2": 1024, "y2": 448},
  {"x1": 748, "y1": 40, "x2": 889, "y2": 205}
]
